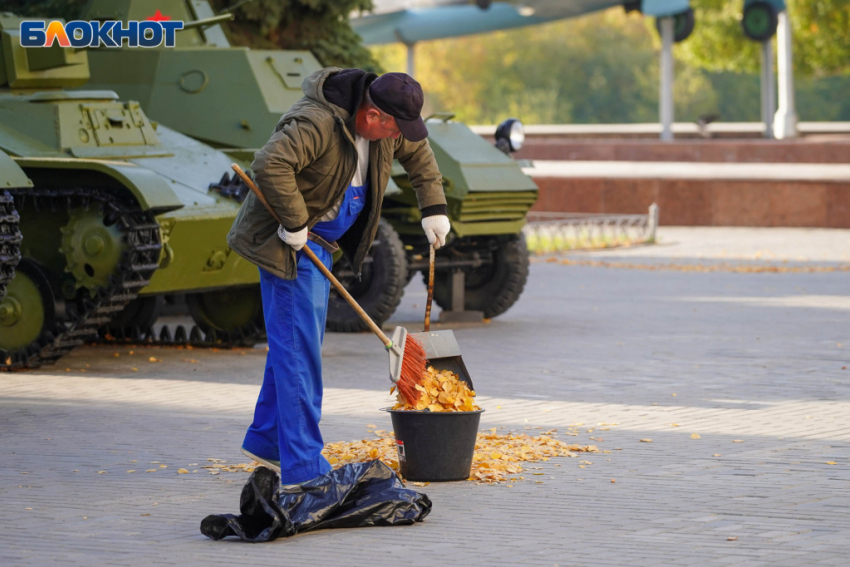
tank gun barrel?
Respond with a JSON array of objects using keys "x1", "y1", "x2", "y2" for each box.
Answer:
[{"x1": 179, "y1": 13, "x2": 234, "y2": 31}]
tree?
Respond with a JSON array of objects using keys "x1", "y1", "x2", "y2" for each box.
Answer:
[
  {"x1": 0, "y1": 0, "x2": 381, "y2": 73},
  {"x1": 372, "y1": 9, "x2": 718, "y2": 124},
  {"x1": 209, "y1": 0, "x2": 382, "y2": 72},
  {"x1": 0, "y1": 0, "x2": 86, "y2": 21},
  {"x1": 677, "y1": 0, "x2": 850, "y2": 76}
]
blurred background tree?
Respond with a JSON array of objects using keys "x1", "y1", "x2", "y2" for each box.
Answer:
[
  {"x1": 208, "y1": 0, "x2": 381, "y2": 72},
  {"x1": 679, "y1": 0, "x2": 850, "y2": 76},
  {"x1": 371, "y1": 4, "x2": 850, "y2": 124},
  {"x1": 0, "y1": 0, "x2": 87, "y2": 20}
]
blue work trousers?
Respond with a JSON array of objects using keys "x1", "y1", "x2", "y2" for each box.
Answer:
[{"x1": 242, "y1": 183, "x2": 366, "y2": 484}]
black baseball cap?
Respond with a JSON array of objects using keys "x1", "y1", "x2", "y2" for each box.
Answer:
[{"x1": 368, "y1": 73, "x2": 428, "y2": 142}]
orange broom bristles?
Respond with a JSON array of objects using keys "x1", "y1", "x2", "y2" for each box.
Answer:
[{"x1": 396, "y1": 333, "x2": 427, "y2": 405}]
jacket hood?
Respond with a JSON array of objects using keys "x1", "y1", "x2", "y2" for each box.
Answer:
[{"x1": 301, "y1": 67, "x2": 378, "y2": 122}]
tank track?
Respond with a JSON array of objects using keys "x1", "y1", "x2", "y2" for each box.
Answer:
[
  {"x1": 94, "y1": 321, "x2": 264, "y2": 349},
  {"x1": 2, "y1": 188, "x2": 161, "y2": 371},
  {"x1": 0, "y1": 190, "x2": 22, "y2": 301}
]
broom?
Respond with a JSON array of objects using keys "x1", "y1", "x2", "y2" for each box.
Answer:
[{"x1": 231, "y1": 164, "x2": 425, "y2": 404}]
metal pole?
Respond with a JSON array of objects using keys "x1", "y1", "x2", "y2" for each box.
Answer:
[
  {"x1": 773, "y1": 10, "x2": 798, "y2": 139},
  {"x1": 406, "y1": 42, "x2": 416, "y2": 78},
  {"x1": 760, "y1": 40, "x2": 775, "y2": 139},
  {"x1": 659, "y1": 16, "x2": 674, "y2": 141}
]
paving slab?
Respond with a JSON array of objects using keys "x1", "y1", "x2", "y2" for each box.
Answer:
[{"x1": 1, "y1": 228, "x2": 849, "y2": 566}]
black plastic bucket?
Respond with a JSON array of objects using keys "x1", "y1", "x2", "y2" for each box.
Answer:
[{"x1": 383, "y1": 408, "x2": 484, "y2": 482}]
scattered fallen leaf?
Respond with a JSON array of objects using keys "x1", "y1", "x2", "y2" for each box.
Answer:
[
  {"x1": 690, "y1": 433, "x2": 701, "y2": 439},
  {"x1": 727, "y1": 536, "x2": 738, "y2": 541},
  {"x1": 713, "y1": 454, "x2": 722, "y2": 457},
  {"x1": 127, "y1": 470, "x2": 135, "y2": 473},
  {"x1": 732, "y1": 440, "x2": 744, "y2": 443},
  {"x1": 826, "y1": 461, "x2": 837, "y2": 465},
  {"x1": 159, "y1": 465, "x2": 167, "y2": 468},
  {"x1": 640, "y1": 439, "x2": 652, "y2": 443},
  {"x1": 97, "y1": 471, "x2": 106, "y2": 474},
  {"x1": 145, "y1": 469, "x2": 157, "y2": 473},
  {"x1": 611, "y1": 479, "x2": 616, "y2": 483},
  {"x1": 177, "y1": 468, "x2": 189, "y2": 474}
]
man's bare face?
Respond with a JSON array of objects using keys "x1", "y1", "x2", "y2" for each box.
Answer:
[{"x1": 356, "y1": 108, "x2": 402, "y2": 141}]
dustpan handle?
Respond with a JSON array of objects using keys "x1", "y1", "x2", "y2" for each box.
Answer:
[
  {"x1": 231, "y1": 164, "x2": 391, "y2": 347},
  {"x1": 424, "y1": 245, "x2": 435, "y2": 332}
]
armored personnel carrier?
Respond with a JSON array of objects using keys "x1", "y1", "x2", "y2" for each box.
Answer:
[
  {"x1": 80, "y1": 0, "x2": 539, "y2": 331},
  {"x1": 0, "y1": 14, "x2": 263, "y2": 369}
]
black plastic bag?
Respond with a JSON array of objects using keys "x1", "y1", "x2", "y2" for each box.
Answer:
[{"x1": 201, "y1": 460, "x2": 432, "y2": 542}]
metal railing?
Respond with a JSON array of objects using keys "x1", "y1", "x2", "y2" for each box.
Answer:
[{"x1": 523, "y1": 204, "x2": 658, "y2": 253}]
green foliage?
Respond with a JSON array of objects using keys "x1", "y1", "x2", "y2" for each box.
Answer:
[
  {"x1": 371, "y1": 6, "x2": 850, "y2": 125},
  {"x1": 374, "y1": 10, "x2": 722, "y2": 124},
  {"x1": 679, "y1": 0, "x2": 850, "y2": 76},
  {"x1": 209, "y1": 0, "x2": 382, "y2": 72},
  {"x1": 0, "y1": 0, "x2": 87, "y2": 21}
]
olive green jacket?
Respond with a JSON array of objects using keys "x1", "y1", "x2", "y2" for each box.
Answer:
[{"x1": 227, "y1": 67, "x2": 446, "y2": 280}]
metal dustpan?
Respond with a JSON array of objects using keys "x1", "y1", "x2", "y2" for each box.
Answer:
[
  {"x1": 409, "y1": 330, "x2": 473, "y2": 390},
  {"x1": 416, "y1": 246, "x2": 474, "y2": 390}
]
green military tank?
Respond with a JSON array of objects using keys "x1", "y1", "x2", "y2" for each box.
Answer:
[
  {"x1": 0, "y1": 13, "x2": 266, "y2": 370},
  {"x1": 80, "y1": 0, "x2": 539, "y2": 331}
]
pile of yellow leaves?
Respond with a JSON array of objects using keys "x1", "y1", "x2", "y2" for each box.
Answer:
[
  {"x1": 470, "y1": 429, "x2": 598, "y2": 483},
  {"x1": 391, "y1": 366, "x2": 480, "y2": 412},
  {"x1": 321, "y1": 428, "x2": 599, "y2": 484}
]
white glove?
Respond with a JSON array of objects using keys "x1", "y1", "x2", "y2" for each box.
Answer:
[
  {"x1": 421, "y1": 215, "x2": 451, "y2": 249},
  {"x1": 277, "y1": 225, "x2": 308, "y2": 251}
]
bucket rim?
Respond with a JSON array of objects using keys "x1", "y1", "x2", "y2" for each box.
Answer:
[{"x1": 381, "y1": 406, "x2": 485, "y2": 415}]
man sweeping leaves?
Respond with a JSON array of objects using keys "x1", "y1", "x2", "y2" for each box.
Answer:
[{"x1": 227, "y1": 68, "x2": 450, "y2": 485}]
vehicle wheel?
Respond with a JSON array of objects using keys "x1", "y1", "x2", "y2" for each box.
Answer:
[
  {"x1": 655, "y1": 8, "x2": 695, "y2": 43},
  {"x1": 0, "y1": 259, "x2": 59, "y2": 365},
  {"x1": 742, "y1": 1, "x2": 778, "y2": 42},
  {"x1": 107, "y1": 295, "x2": 164, "y2": 335},
  {"x1": 430, "y1": 234, "x2": 529, "y2": 319},
  {"x1": 186, "y1": 285, "x2": 264, "y2": 336},
  {"x1": 327, "y1": 219, "x2": 407, "y2": 332}
]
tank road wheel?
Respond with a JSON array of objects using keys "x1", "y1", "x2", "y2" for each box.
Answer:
[
  {"x1": 431, "y1": 233, "x2": 530, "y2": 319},
  {"x1": 0, "y1": 260, "x2": 59, "y2": 366},
  {"x1": 107, "y1": 295, "x2": 164, "y2": 337},
  {"x1": 326, "y1": 219, "x2": 406, "y2": 333},
  {"x1": 186, "y1": 286, "x2": 264, "y2": 338}
]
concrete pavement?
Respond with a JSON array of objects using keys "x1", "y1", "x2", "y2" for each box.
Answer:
[{"x1": 1, "y1": 227, "x2": 848, "y2": 566}]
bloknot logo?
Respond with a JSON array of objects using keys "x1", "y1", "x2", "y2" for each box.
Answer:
[{"x1": 20, "y1": 15, "x2": 184, "y2": 48}]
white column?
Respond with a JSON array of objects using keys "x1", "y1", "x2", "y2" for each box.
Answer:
[
  {"x1": 659, "y1": 17, "x2": 674, "y2": 141},
  {"x1": 760, "y1": 40, "x2": 775, "y2": 139},
  {"x1": 773, "y1": 10, "x2": 798, "y2": 139},
  {"x1": 406, "y1": 42, "x2": 416, "y2": 78}
]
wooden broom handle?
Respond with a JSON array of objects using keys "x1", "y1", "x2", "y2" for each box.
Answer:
[
  {"x1": 231, "y1": 164, "x2": 391, "y2": 347},
  {"x1": 424, "y1": 245, "x2": 435, "y2": 332}
]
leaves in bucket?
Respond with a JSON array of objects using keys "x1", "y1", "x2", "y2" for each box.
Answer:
[{"x1": 391, "y1": 366, "x2": 480, "y2": 412}]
